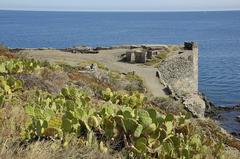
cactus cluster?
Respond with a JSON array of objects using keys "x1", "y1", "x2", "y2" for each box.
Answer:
[
  {"x1": 101, "y1": 88, "x2": 147, "y2": 108},
  {"x1": 24, "y1": 86, "x2": 93, "y2": 139},
  {"x1": 0, "y1": 58, "x2": 42, "y2": 107},
  {"x1": 0, "y1": 58, "x2": 43, "y2": 74},
  {"x1": 24, "y1": 86, "x2": 224, "y2": 158},
  {"x1": 0, "y1": 57, "x2": 225, "y2": 158},
  {"x1": 0, "y1": 75, "x2": 23, "y2": 106},
  {"x1": 98, "y1": 107, "x2": 194, "y2": 158}
]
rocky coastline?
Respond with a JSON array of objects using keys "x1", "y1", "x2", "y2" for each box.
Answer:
[{"x1": 200, "y1": 92, "x2": 240, "y2": 138}]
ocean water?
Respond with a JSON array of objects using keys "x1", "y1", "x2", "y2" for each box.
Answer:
[{"x1": 0, "y1": 10, "x2": 240, "y2": 107}]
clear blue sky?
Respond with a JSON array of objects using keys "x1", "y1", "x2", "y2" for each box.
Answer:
[{"x1": 0, "y1": 0, "x2": 240, "y2": 11}]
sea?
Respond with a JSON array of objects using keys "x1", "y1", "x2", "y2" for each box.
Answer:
[{"x1": 0, "y1": 10, "x2": 240, "y2": 133}]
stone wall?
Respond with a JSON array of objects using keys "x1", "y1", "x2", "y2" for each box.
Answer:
[
  {"x1": 193, "y1": 47, "x2": 198, "y2": 91},
  {"x1": 158, "y1": 48, "x2": 198, "y2": 96},
  {"x1": 158, "y1": 46, "x2": 205, "y2": 117}
]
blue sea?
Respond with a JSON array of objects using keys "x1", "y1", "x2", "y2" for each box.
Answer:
[{"x1": 0, "y1": 10, "x2": 240, "y2": 107}]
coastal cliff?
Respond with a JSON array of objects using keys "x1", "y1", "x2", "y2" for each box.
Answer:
[{"x1": 1, "y1": 44, "x2": 239, "y2": 158}]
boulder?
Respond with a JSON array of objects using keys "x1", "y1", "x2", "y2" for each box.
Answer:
[
  {"x1": 90, "y1": 63, "x2": 98, "y2": 71},
  {"x1": 183, "y1": 93, "x2": 206, "y2": 118}
]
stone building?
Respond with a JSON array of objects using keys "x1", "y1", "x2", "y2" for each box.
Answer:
[
  {"x1": 125, "y1": 50, "x2": 147, "y2": 63},
  {"x1": 135, "y1": 50, "x2": 147, "y2": 63},
  {"x1": 126, "y1": 51, "x2": 135, "y2": 63},
  {"x1": 125, "y1": 49, "x2": 159, "y2": 63}
]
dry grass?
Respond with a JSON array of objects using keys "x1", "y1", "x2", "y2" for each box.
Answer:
[
  {"x1": 77, "y1": 61, "x2": 108, "y2": 71},
  {"x1": 108, "y1": 71, "x2": 145, "y2": 92},
  {"x1": 68, "y1": 71, "x2": 113, "y2": 91},
  {"x1": 152, "y1": 97, "x2": 187, "y2": 115},
  {"x1": 168, "y1": 45, "x2": 183, "y2": 52},
  {"x1": 0, "y1": 44, "x2": 16, "y2": 59},
  {"x1": 145, "y1": 51, "x2": 169, "y2": 67},
  {"x1": 0, "y1": 102, "x2": 27, "y2": 139},
  {"x1": 40, "y1": 68, "x2": 69, "y2": 93},
  {"x1": 14, "y1": 69, "x2": 69, "y2": 94},
  {"x1": 192, "y1": 118, "x2": 240, "y2": 153},
  {"x1": 125, "y1": 71, "x2": 143, "y2": 82},
  {"x1": 0, "y1": 140, "x2": 120, "y2": 159}
]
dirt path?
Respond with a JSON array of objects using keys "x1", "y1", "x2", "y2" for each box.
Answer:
[{"x1": 20, "y1": 49, "x2": 167, "y2": 97}]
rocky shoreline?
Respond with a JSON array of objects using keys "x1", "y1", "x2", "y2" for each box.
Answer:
[
  {"x1": 8, "y1": 44, "x2": 171, "y2": 54},
  {"x1": 202, "y1": 92, "x2": 240, "y2": 116},
  {"x1": 201, "y1": 93, "x2": 240, "y2": 138}
]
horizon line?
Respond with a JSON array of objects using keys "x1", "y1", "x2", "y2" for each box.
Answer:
[{"x1": 0, "y1": 8, "x2": 240, "y2": 13}]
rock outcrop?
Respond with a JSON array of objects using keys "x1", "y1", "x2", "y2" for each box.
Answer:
[{"x1": 183, "y1": 93, "x2": 206, "y2": 117}]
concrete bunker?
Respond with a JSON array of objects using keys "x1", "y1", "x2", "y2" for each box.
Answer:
[{"x1": 125, "y1": 49, "x2": 160, "y2": 63}]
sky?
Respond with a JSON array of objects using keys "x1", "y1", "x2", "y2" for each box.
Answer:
[{"x1": 0, "y1": 0, "x2": 240, "y2": 11}]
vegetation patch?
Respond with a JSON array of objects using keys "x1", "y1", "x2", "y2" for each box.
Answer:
[{"x1": 145, "y1": 51, "x2": 169, "y2": 67}]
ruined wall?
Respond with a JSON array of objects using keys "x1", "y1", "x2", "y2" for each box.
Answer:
[
  {"x1": 193, "y1": 47, "x2": 198, "y2": 91},
  {"x1": 158, "y1": 46, "x2": 206, "y2": 117},
  {"x1": 158, "y1": 48, "x2": 198, "y2": 96}
]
